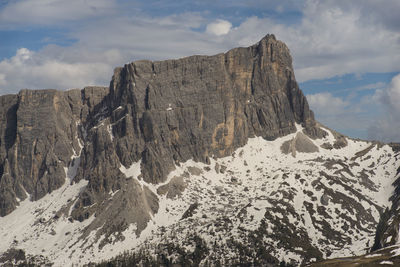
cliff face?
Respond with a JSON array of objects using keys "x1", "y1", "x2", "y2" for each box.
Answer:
[
  {"x1": 0, "y1": 34, "x2": 399, "y2": 266},
  {"x1": 0, "y1": 34, "x2": 323, "y2": 242},
  {"x1": 107, "y1": 34, "x2": 323, "y2": 184},
  {"x1": 0, "y1": 87, "x2": 113, "y2": 215}
]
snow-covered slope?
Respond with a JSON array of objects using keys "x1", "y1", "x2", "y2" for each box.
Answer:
[{"x1": 0, "y1": 125, "x2": 399, "y2": 266}]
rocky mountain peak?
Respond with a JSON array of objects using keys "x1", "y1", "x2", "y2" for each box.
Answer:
[
  {"x1": 0, "y1": 33, "x2": 324, "y2": 243},
  {"x1": 0, "y1": 35, "x2": 398, "y2": 266}
]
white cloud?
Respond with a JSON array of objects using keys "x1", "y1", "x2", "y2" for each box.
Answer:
[
  {"x1": 307, "y1": 92, "x2": 349, "y2": 116},
  {"x1": 0, "y1": 13, "x2": 229, "y2": 93},
  {"x1": 0, "y1": 0, "x2": 116, "y2": 26},
  {"x1": 0, "y1": 73, "x2": 6, "y2": 87},
  {"x1": 385, "y1": 74, "x2": 400, "y2": 113},
  {"x1": 197, "y1": 1, "x2": 400, "y2": 82},
  {"x1": 368, "y1": 117, "x2": 400, "y2": 143},
  {"x1": 305, "y1": 74, "x2": 400, "y2": 142},
  {"x1": 368, "y1": 74, "x2": 400, "y2": 142},
  {"x1": 356, "y1": 82, "x2": 386, "y2": 92},
  {"x1": 206, "y1": 19, "x2": 232, "y2": 36},
  {"x1": 0, "y1": 48, "x2": 110, "y2": 94},
  {"x1": 70, "y1": 15, "x2": 226, "y2": 61},
  {"x1": 323, "y1": 0, "x2": 400, "y2": 32},
  {"x1": 263, "y1": 1, "x2": 400, "y2": 81}
]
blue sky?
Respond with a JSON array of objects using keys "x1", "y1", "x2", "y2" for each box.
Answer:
[{"x1": 0, "y1": 0, "x2": 399, "y2": 142}]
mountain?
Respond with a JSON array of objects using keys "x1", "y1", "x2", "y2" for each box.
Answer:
[{"x1": 0, "y1": 34, "x2": 399, "y2": 266}]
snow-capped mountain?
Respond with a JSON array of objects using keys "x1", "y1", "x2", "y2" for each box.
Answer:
[{"x1": 0, "y1": 35, "x2": 399, "y2": 266}]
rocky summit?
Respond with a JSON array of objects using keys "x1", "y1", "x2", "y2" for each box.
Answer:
[{"x1": 0, "y1": 35, "x2": 399, "y2": 266}]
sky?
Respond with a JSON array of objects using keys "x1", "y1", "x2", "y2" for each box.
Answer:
[{"x1": 0, "y1": 0, "x2": 399, "y2": 142}]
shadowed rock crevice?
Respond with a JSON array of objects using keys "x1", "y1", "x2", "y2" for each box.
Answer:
[{"x1": 4, "y1": 101, "x2": 18, "y2": 151}]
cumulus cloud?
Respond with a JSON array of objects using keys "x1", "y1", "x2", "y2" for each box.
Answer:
[
  {"x1": 263, "y1": 1, "x2": 400, "y2": 81},
  {"x1": 0, "y1": 47, "x2": 110, "y2": 94},
  {"x1": 307, "y1": 92, "x2": 349, "y2": 116},
  {"x1": 306, "y1": 88, "x2": 389, "y2": 140},
  {"x1": 321, "y1": 0, "x2": 400, "y2": 32},
  {"x1": 306, "y1": 92, "x2": 362, "y2": 136},
  {"x1": 368, "y1": 117, "x2": 400, "y2": 143},
  {"x1": 0, "y1": 0, "x2": 116, "y2": 27},
  {"x1": 199, "y1": 1, "x2": 400, "y2": 82},
  {"x1": 0, "y1": 13, "x2": 230, "y2": 93},
  {"x1": 368, "y1": 74, "x2": 400, "y2": 142},
  {"x1": 383, "y1": 74, "x2": 400, "y2": 113},
  {"x1": 306, "y1": 74, "x2": 400, "y2": 142},
  {"x1": 206, "y1": 19, "x2": 232, "y2": 36}
]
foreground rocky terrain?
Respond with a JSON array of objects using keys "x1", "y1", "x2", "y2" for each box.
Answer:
[{"x1": 0, "y1": 35, "x2": 399, "y2": 266}]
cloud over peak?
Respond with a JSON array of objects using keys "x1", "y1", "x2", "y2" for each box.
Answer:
[
  {"x1": 384, "y1": 74, "x2": 400, "y2": 113},
  {"x1": 367, "y1": 74, "x2": 400, "y2": 142},
  {"x1": 206, "y1": 19, "x2": 232, "y2": 36},
  {"x1": 0, "y1": 47, "x2": 110, "y2": 93}
]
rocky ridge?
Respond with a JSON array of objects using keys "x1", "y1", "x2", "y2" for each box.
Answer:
[
  {"x1": 0, "y1": 34, "x2": 322, "y2": 233},
  {"x1": 0, "y1": 34, "x2": 399, "y2": 266}
]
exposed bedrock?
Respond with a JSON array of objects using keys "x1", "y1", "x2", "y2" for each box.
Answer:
[{"x1": 0, "y1": 34, "x2": 325, "y2": 238}]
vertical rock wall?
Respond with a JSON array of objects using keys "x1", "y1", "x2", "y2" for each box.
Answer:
[{"x1": 0, "y1": 35, "x2": 324, "y2": 239}]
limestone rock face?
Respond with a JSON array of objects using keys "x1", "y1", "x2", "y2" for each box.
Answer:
[
  {"x1": 109, "y1": 34, "x2": 323, "y2": 184},
  {"x1": 1, "y1": 34, "x2": 400, "y2": 266},
  {"x1": 0, "y1": 34, "x2": 324, "y2": 237},
  {"x1": 0, "y1": 87, "x2": 114, "y2": 215},
  {"x1": 0, "y1": 89, "x2": 82, "y2": 216}
]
